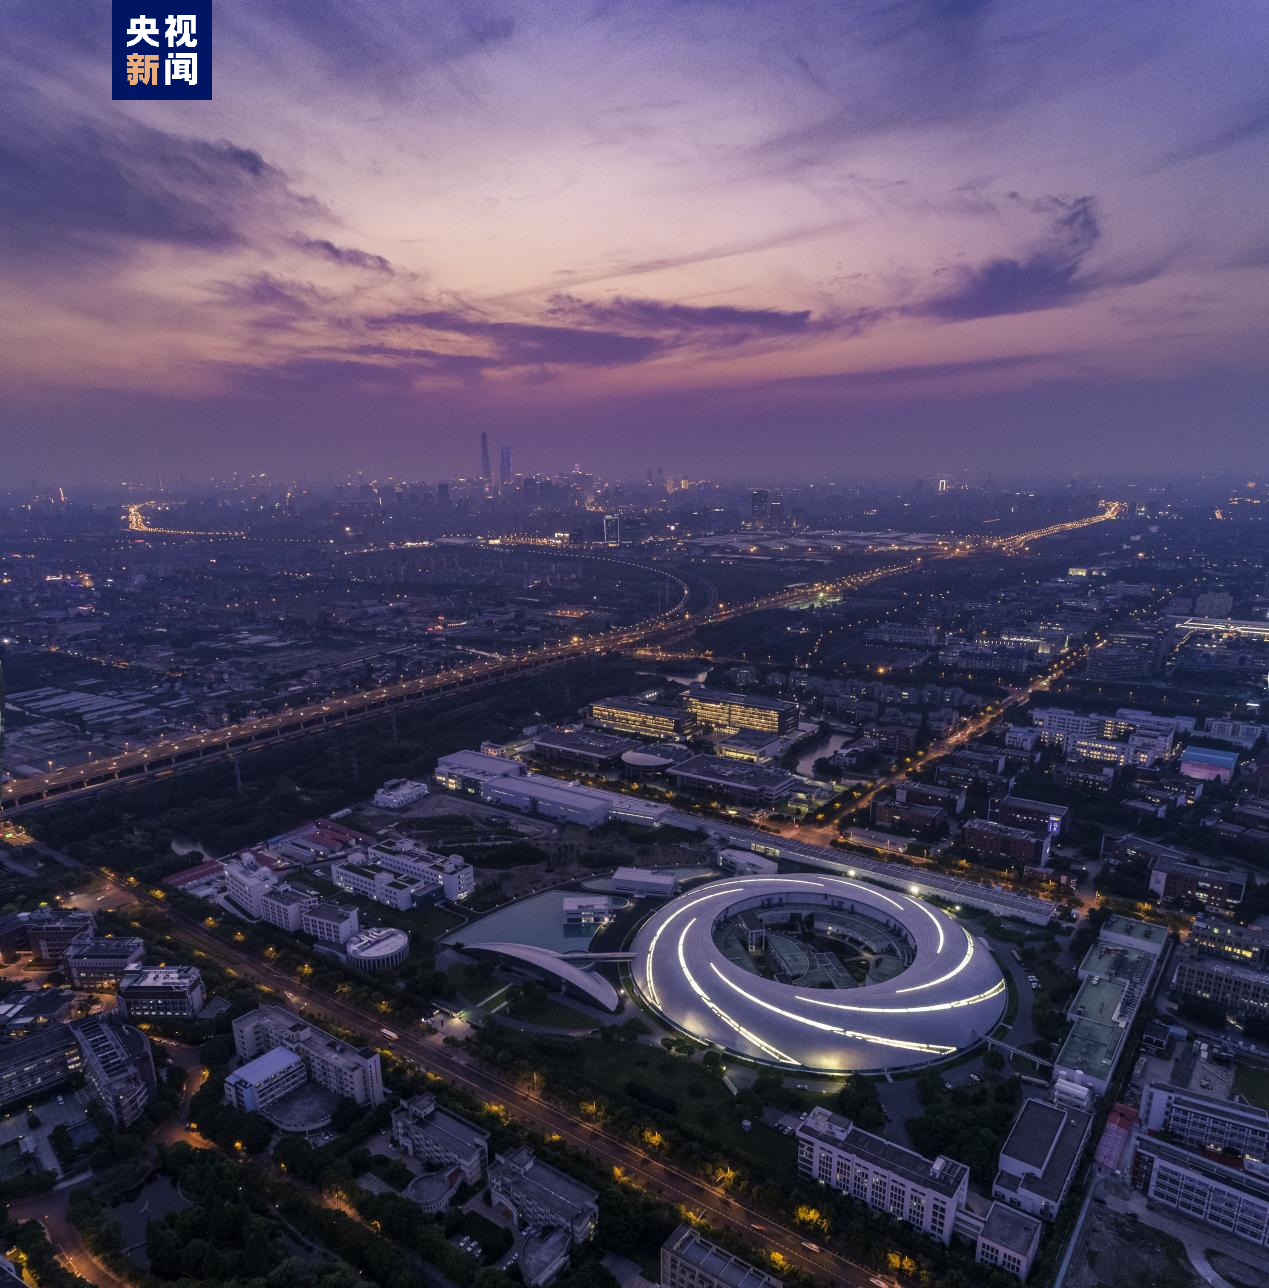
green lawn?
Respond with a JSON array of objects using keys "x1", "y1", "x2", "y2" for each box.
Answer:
[
  {"x1": 501, "y1": 992, "x2": 596, "y2": 1030},
  {"x1": 1233, "y1": 1062, "x2": 1269, "y2": 1111}
]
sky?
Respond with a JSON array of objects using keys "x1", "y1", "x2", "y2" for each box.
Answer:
[{"x1": 2, "y1": 0, "x2": 1268, "y2": 485}]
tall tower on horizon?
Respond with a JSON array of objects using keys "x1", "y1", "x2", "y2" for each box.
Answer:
[
  {"x1": 480, "y1": 432, "x2": 491, "y2": 487},
  {"x1": 499, "y1": 445, "x2": 512, "y2": 487}
]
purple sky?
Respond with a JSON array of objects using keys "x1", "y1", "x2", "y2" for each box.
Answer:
[{"x1": 3, "y1": 1, "x2": 1268, "y2": 483}]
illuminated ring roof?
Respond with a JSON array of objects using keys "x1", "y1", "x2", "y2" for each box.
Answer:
[{"x1": 629, "y1": 874, "x2": 1007, "y2": 1072}]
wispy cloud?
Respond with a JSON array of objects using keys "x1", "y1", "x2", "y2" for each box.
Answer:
[{"x1": 295, "y1": 237, "x2": 394, "y2": 274}]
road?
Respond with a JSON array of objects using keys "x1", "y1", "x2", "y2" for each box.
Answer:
[
  {"x1": 9, "y1": 1185, "x2": 125, "y2": 1288},
  {"x1": 117, "y1": 885, "x2": 878, "y2": 1288},
  {"x1": 1, "y1": 503, "x2": 1120, "y2": 822}
]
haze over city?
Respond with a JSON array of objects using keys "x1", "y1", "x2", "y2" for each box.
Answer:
[{"x1": 3, "y1": 0, "x2": 1268, "y2": 482}]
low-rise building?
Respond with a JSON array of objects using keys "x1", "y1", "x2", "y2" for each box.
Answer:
[
  {"x1": 610, "y1": 866, "x2": 679, "y2": 898},
  {"x1": 63, "y1": 936, "x2": 146, "y2": 989},
  {"x1": 1141, "y1": 1081, "x2": 1269, "y2": 1158},
  {"x1": 532, "y1": 728, "x2": 636, "y2": 770},
  {"x1": 1173, "y1": 952, "x2": 1269, "y2": 1018},
  {"x1": 1131, "y1": 1131, "x2": 1269, "y2": 1250},
  {"x1": 684, "y1": 688, "x2": 798, "y2": 736},
  {"x1": 992, "y1": 795, "x2": 1070, "y2": 837},
  {"x1": 391, "y1": 1092, "x2": 489, "y2": 1183},
  {"x1": 1190, "y1": 916, "x2": 1269, "y2": 968},
  {"x1": 962, "y1": 818, "x2": 1050, "y2": 868},
  {"x1": 373, "y1": 778, "x2": 430, "y2": 809},
  {"x1": 24, "y1": 908, "x2": 94, "y2": 962},
  {"x1": 72, "y1": 1015, "x2": 156, "y2": 1127},
  {"x1": 587, "y1": 696, "x2": 691, "y2": 740},
  {"x1": 796, "y1": 1106, "x2": 968, "y2": 1244},
  {"x1": 332, "y1": 859, "x2": 433, "y2": 910},
  {"x1": 993, "y1": 1099, "x2": 1093, "y2": 1221},
  {"x1": 975, "y1": 1201, "x2": 1043, "y2": 1280},
  {"x1": 224, "y1": 1046, "x2": 307, "y2": 1112},
  {"x1": 261, "y1": 883, "x2": 320, "y2": 933},
  {"x1": 717, "y1": 848, "x2": 778, "y2": 876},
  {"x1": 371, "y1": 840, "x2": 475, "y2": 901},
  {"x1": 434, "y1": 749, "x2": 527, "y2": 794},
  {"x1": 118, "y1": 965, "x2": 206, "y2": 1019},
  {"x1": 233, "y1": 1004, "x2": 384, "y2": 1106},
  {"x1": 660, "y1": 1223, "x2": 779, "y2": 1288},
  {"x1": 300, "y1": 901, "x2": 360, "y2": 945},
  {"x1": 487, "y1": 1146, "x2": 598, "y2": 1283},
  {"x1": 667, "y1": 754, "x2": 798, "y2": 806},
  {"x1": 224, "y1": 854, "x2": 279, "y2": 918},
  {"x1": 345, "y1": 926, "x2": 410, "y2": 971},
  {"x1": 0, "y1": 1024, "x2": 82, "y2": 1109}
]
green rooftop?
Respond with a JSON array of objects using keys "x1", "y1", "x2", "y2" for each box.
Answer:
[
  {"x1": 1057, "y1": 1017, "x2": 1125, "y2": 1085},
  {"x1": 1069, "y1": 974, "x2": 1127, "y2": 1025}
]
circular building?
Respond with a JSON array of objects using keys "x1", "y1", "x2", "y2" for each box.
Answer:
[
  {"x1": 629, "y1": 873, "x2": 1006, "y2": 1073},
  {"x1": 345, "y1": 926, "x2": 410, "y2": 971}
]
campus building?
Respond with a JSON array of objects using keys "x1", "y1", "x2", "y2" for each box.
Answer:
[
  {"x1": 117, "y1": 965, "x2": 206, "y2": 1019},
  {"x1": 666, "y1": 754, "x2": 798, "y2": 806},
  {"x1": 796, "y1": 1107, "x2": 968, "y2": 1245},
  {"x1": 993, "y1": 1099, "x2": 1093, "y2": 1221},
  {"x1": 391, "y1": 1092, "x2": 489, "y2": 1184},
  {"x1": 63, "y1": 936, "x2": 146, "y2": 989},
  {"x1": 224, "y1": 1047, "x2": 307, "y2": 1113},
  {"x1": 962, "y1": 818, "x2": 1050, "y2": 868},
  {"x1": 1141, "y1": 1081, "x2": 1269, "y2": 1158},
  {"x1": 73, "y1": 1015, "x2": 157, "y2": 1127},
  {"x1": 331, "y1": 858, "x2": 433, "y2": 910},
  {"x1": 300, "y1": 901, "x2": 360, "y2": 945},
  {"x1": 23, "y1": 908, "x2": 94, "y2": 962},
  {"x1": 232, "y1": 1005, "x2": 384, "y2": 1107},
  {"x1": 1172, "y1": 952, "x2": 1269, "y2": 1018},
  {"x1": 660, "y1": 1223, "x2": 779, "y2": 1288},
  {"x1": 684, "y1": 688, "x2": 798, "y2": 736},
  {"x1": 974, "y1": 1202, "x2": 1043, "y2": 1280},
  {"x1": 588, "y1": 696, "x2": 692, "y2": 740}
]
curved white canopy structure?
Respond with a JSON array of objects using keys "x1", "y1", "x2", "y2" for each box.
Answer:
[
  {"x1": 629, "y1": 874, "x2": 1006, "y2": 1072},
  {"x1": 464, "y1": 942, "x2": 620, "y2": 1012}
]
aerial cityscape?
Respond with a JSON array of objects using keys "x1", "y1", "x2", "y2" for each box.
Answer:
[{"x1": 2, "y1": 6, "x2": 1268, "y2": 1288}]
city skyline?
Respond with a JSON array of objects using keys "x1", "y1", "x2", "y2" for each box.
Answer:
[{"x1": 3, "y1": 1, "x2": 1268, "y2": 481}]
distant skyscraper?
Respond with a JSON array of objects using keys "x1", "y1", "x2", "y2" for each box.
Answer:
[
  {"x1": 499, "y1": 446, "x2": 512, "y2": 487},
  {"x1": 480, "y1": 433, "x2": 491, "y2": 487},
  {"x1": 937, "y1": 478, "x2": 949, "y2": 494},
  {"x1": 750, "y1": 489, "x2": 769, "y2": 524},
  {"x1": 604, "y1": 513, "x2": 621, "y2": 546}
]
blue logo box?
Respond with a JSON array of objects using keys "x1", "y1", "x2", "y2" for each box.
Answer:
[{"x1": 113, "y1": 2, "x2": 212, "y2": 100}]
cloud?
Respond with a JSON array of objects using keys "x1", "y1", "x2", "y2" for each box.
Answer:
[
  {"x1": 545, "y1": 294, "x2": 816, "y2": 336},
  {"x1": 368, "y1": 310, "x2": 662, "y2": 366},
  {"x1": 295, "y1": 238, "x2": 394, "y2": 274},
  {"x1": 916, "y1": 196, "x2": 1106, "y2": 320},
  {"x1": 211, "y1": 273, "x2": 328, "y2": 317},
  {"x1": 0, "y1": 89, "x2": 321, "y2": 267},
  {"x1": 1155, "y1": 95, "x2": 1269, "y2": 168}
]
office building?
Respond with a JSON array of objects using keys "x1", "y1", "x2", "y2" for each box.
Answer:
[
  {"x1": 975, "y1": 1202, "x2": 1042, "y2": 1280},
  {"x1": 1030, "y1": 707, "x2": 1178, "y2": 767},
  {"x1": 796, "y1": 1107, "x2": 968, "y2": 1245},
  {"x1": 962, "y1": 818, "x2": 1050, "y2": 869},
  {"x1": 332, "y1": 858, "x2": 433, "y2": 910},
  {"x1": 434, "y1": 749, "x2": 528, "y2": 794},
  {"x1": 499, "y1": 445, "x2": 512, "y2": 487},
  {"x1": 587, "y1": 696, "x2": 691, "y2": 740},
  {"x1": 684, "y1": 688, "x2": 798, "y2": 736},
  {"x1": 233, "y1": 1005, "x2": 384, "y2": 1107},
  {"x1": 63, "y1": 936, "x2": 146, "y2": 989},
  {"x1": 1132, "y1": 1132, "x2": 1269, "y2": 1250},
  {"x1": 261, "y1": 883, "x2": 320, "y2": 932},
  {"x1": 1141, "y1": 1081, "x2": 1269, "y2": 1158},
  {"x1": 717, "y1": 848, "x2": 778, "y2": 876},
  {"x1": 1173, "y1": 952, "x2": 1269, "y2": 1018},
  {"x1": 300, "y1": 901, "x2": 360, "y2": 945},
  {"x1": 224, "y1": 854, "x2": 279, "y2": 918},
  {"x1": 993, "y1": 1099, "x2": 1093, "y2": 1221},
  {"x1": 371, "y1": 841, "x2": 474, "y2": 901},
  {"x1": 24, "y1": 908, "x2": 94, "y2": 962},
  {"x1": 610, "y1": 866, "x2": 679, "y2": 898},
  {"x1": 991, "y1": 796, "x2": 1070, "y2": 837},
  {"x1": 224, "y1": 1047, "x2": 307, "y2": 1113},
  {"x1": 391, "y1": 1092, "x2": 489, "y2": 1183},
  {"x1": 1190, "y1": 916, "x2": 1269, "y2": 968},
  {"x1": 750, "y1": 489, "x2": 769, "y2": 525},
  {"x1": 667, "y1": 754, "x2": 798, "y2": 806},
  {"x1": 0, "y1": 1024, "x2": 83, "y2": 1109},
  {"x1": 480, "y1": 431, "x2": 491, "y2": 485},
  {"x1": 603, "y1": 513, "x2": 620, "y2": 546},
  {"x1": 73, "y1": 1016, "x2": 157, "y2": 1127},
  {"x1": 532, "y1": 728, "x2": 636, "y2": 770},
  {"x1": 487, "y1": 1145, "x2": 598, "y2": 1245},
  {"x1": 1148, "y1": 855, "x2": 1247, "y2": 913},
  {"x1": 117, "y1": 965, "x2": 206, "y2": 1019},
  {"x1": 660, "y1": 1223, "x2": 778, "y2": 1288}
]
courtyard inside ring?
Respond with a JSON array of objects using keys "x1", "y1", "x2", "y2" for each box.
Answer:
[{"x1": 628, "y1": 873, "x2": 1008, "y2": 1073}]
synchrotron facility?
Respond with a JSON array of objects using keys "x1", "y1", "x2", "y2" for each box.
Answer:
[{"x1": 628, "y1": 873, "x2": 1007, "y2": 1073}]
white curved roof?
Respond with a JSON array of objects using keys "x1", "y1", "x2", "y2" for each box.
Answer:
[
  {"x1": 630, "y1": 874, "x2": 1006, "y2": 1072},
  {"x1": 465, "y1": 942, "x2": 620, "y2": 1012}
]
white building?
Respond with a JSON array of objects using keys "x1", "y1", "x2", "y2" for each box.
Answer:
[
  {"x1": 345, "y1": 926, "x2": 410, "y2": 971},
  {"x1": 1029, "y1": 707, "x2": 1179, "y2": 767},
  {"x1": 300, "y1": 901, "x2": 359, "y2": 945},
  {"x1": 1141, "y1": 1082, "x2": 1269, "y2": 1158},
  {"x1": 117, "y1": 966, "x2": 206, "y2": 1019},
  {"x1": 993, "y1": 1099, "x2": 1093, "y2": 1221},
  {"x1": 717, "y1": 848, "x2": 779, "y2": 876},
  {"x1": 371, "y1": 840, "x2": 475, "y2": 901},
  {"x1": 975, "y1": 1202, "x2": 1042, "y2": 1280},
  {"x1": 373, "y1": 778, "x2": 430, "y2": 809},
  {"x1": 224, "y1": 1046, "x2": 307, "y2": 1112},
  {"x1": 660, "y1": 1223, "x2": 779, "y2": 1288},
  {"x1": 331, "y1": 859, "x2": 433, "y2": 910},
  {"x1": 261, "y1": 883, "x2": 319, "y2": 933},
  {"x1": 224, "y1": 854, "x2": 279, "y2": 918},
  {"x1": 562, "y1": 895, "x2": 612, "y2": 932},
  {"x1": 391, "y1": 1092, "x2": 489, "y2": 1183},
  {"x1": 611, "y1": 866, "x2": 679, "y2": 898},
  {"x1": 796, "y1": 1106, "x2": 968, "y2": 1245},
  {"x1": 233, "y1": 1004, "x2": 384, "y2": 1106},
  {"x1": 434, "y1": 749, "x2": 527, "y2": 794}
]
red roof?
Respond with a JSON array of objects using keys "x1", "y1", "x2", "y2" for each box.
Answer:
[{"x1": 162, "y1": 859, "x2": 224, "y2": 888}]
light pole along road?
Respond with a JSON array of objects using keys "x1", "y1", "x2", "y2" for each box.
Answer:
[{"x1": 1, "y1": 502, "x2": 1121, "y2": 823}]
